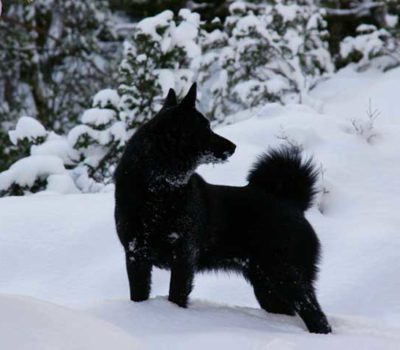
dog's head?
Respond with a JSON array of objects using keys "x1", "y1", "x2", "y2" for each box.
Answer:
[{"x1": 153, "y1": 83, "x2": 236, "y2": 166}]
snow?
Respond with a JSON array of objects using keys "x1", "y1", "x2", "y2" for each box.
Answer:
[
  {"x1": 1, "y1": 67, "x2": 400, "y2": 348},
  {"x1": 275, "y1": 3, "x2": 298, "y2": 22},
  {"x1": 9, "y1": 116, "x2": 47, "y2": 145},
  {"x1": 229, "y1": 1, "x2": 247, "y2": 14},
  {"x1": 110, "y1": 120, "x2": 130, "y2": 146},
  {"x1": 31, "y1": 133, "x2": 78, "y2": 166},
  {"x1": 46, "y1": 174, "x2": 80, "y2": 195},
  {"x1": 137, "y1": 10, "x2": 174, "y2": 41},
  {"x1": 157, "y1": 69, "x2": 176, "y2": 97},
  {"x1": 0, "y1": 295, "x2": 140, "y2": 350},
  {"x1": 81, "y1": 108, "x2": 116, "y2": 127},
  {"x1": 174, "y1": 13, "x2": 199, "y2": 45},
  {"x1": 324, "y1": 2, "x2": 382, "y2": 17},
  {"x1": 0, "y1": 155, "x2": 66, "y2": 191},
  {"x1": 385, "y1": 14, "x2": 398, "y2": 28},
  {"x1": 92, "y1": 89, "x2": 120, "y2": 109},
  {"x1": 340, "y1": 26, "x2": 393, "y2": 70},
  {"x1": 68, "y1": 125, "x2": 111, "y2": 147}
]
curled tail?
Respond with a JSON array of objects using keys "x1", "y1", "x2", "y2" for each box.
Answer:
[{"x1": 247, "y1": 146, "x2": 319, "y2": 211}]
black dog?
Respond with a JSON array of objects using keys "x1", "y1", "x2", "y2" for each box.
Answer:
[{"x1": 114, "y1": 84, "x2": 331, "y2": 334}]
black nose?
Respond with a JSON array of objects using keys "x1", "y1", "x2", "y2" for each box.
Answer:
[
  {"x1": 219, "y1": 137, "x2": 236, "y2": 160},
  {"x1": 209, "y1": 132, "x2": 236, "y2": 162},
  {"x1": 228, "y1": 141, "x2": 236, "y2": 155}
]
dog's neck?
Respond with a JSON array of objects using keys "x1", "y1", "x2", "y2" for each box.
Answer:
[
  {"x1": 147, "y1": 171, "x2": 192, "y2": 193},
  {"x1": 131, "y1": 149, "x2": 198, "y2": 193}
]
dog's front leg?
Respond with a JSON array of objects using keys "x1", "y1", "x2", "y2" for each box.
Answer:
[
  {"x1": 125, "y1": 248, "x2": 152, "y2": 302},
  {"x1": 168, "y1": 247, "x2": 195, "y2": 308}
]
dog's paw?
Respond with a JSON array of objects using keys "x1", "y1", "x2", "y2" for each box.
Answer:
[
  {"x1": 131, "y1": 294, "x2": 149, "y2": 302},
  {"x1": 168, "y1": 296, "x2": 188, "y2": 308},
  {"x1": 307, "y1": 321, "x2": 332, "y2": 334}
]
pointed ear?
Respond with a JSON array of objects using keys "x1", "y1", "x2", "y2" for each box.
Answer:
[
  {"x1": 163, "y1": 88, "x2": 177, "y2": 109},
  {"x1": 180, "y1": 83, "x2": 197, "y2": 109}
]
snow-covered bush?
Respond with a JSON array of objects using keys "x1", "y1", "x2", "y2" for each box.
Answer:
[
  {"x1": 0, "y1": 117, "x2": 79, "y2": 196},
  {"x1": 0, "y1": 117, "x2": 48, "y2": 175},
  {"x1": 195, "y1": 0, "x2": 333, "y2": 121},
  {"x1": 339, "y1": 24, "x2": 400, "y2": 71},
  {"x1": 0, "y1": 91, "x2": 130, "y2": 195}
]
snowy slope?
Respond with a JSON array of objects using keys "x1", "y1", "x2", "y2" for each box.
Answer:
[
  {"x1": 0, "y1": 295, "x2": 140, "y2": 350},
  {"x1": 1, "y1": 67, "x2": 400, "y2": 348}
]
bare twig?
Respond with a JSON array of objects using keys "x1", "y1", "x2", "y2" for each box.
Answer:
[
  {"x1": 350, "y1": 98, "x2": 380, "y2": 143},
  {"x1": 317, "y1": 163, "x2": 329, "y2": 215},
  {"x1": 276, "y1": 126, "x2": 303, "y2": 150}
]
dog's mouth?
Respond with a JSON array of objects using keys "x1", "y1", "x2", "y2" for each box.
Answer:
[
  {"x1": 219, "y1": 150, "x2": 235, "y2": 161},
  {"x1": 199, "y1": 150, "x2": 234, "y2": 165}
]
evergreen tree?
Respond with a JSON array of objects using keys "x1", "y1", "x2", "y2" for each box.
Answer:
[
  {"x1": 322, "y1": 0, "x2": 400, "y2": 63},
  {"x1": 339, "y1": 23, "x2": 400, "y2": 71},
  {"x1": 118, "y1": 9, "x2": 200, "y2": 128},
  {"x1": 68, "y1": 89, "x2": 127, "y2": 187}
]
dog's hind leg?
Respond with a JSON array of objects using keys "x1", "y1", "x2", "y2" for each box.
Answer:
[
  {"x1": 168, "y1": 263, "x2": 194, "y2": 308},
  {"x1": 251, "y1": 278, "x2": 295, "y2": 316},
  {"x1": 246, "y1": 264, "x2": 331, "y2": 334},
  {"x1": 288, "y1": 282, "x2": 331, "y2": 334},
  {"x1": 270, "y1": 274, "x2": 331, "y2": 334}
]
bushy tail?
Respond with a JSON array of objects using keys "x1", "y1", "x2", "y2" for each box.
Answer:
[{"x1": 247, "y1": 146, "x2": 319, "y2": 211}]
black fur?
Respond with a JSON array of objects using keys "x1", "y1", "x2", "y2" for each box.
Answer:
[
  {"x1": 114, "y1": 83, "x2": 331, "y2": 334},
  {"x1": 247, "y1": 146, "x2": 319, "y2": 211}
]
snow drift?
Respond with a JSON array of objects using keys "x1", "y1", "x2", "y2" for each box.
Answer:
[{"x1": 0, "y1": 295, "x2": 140, "y2": 350}]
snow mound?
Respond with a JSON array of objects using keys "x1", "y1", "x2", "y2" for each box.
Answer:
[{"x1": 0, "y1": 295, "x2": 140, "y2": 350}]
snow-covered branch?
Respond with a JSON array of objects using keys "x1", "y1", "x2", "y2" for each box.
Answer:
[{"x1": 324, "y1": 2, "x2": 385, "y2": 18}]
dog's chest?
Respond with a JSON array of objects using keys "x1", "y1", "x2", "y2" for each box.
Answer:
[{"x1": 141, "y1": 194, "x2": 193, "y2": 245}]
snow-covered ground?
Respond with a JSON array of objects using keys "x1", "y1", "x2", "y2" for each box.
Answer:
[{"x1": 1, "y1": 67, "x2": 400, "y2": 348}]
